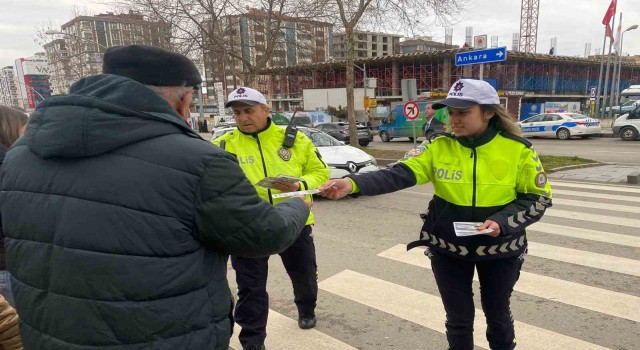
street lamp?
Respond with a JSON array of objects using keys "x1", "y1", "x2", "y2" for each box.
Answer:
[{"x1": 614, "y1": 24, "x2": 638, "y2": 104}]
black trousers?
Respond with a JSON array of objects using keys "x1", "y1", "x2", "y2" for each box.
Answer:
[
  {"x1": 232, "y1": 225, "x2": 317, "y2": 347},
  {"x1": 429, "y1": 249, "x2": 524, "y2": 350}
]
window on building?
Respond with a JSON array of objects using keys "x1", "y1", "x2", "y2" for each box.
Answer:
[
  {"x1": 383, "y1": 37, "x2": 388, "y2": 43},
  {"x1": 372, "y1": 44, "x2": 377, "y2": 50},
  {"x1": 372, "y1": 52, "x2": 377, "y2": 57},
  {"x1": 371, "y1": 35, "x2": 377, "y2": 41},
  {"x1": 383, "y1": 45, "x2": 387, "y2": 51}
]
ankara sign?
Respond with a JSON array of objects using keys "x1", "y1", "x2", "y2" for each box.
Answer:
[{"x1": 455, "y1": 47, "x2": 507, "y2": 67}]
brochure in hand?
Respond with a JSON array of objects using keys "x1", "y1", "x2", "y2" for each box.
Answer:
[
  {"x1": 453, "y1": 222, "x2": 494, "y2": 237},
  {"x1": 255, "y1": 175, "x2": 304, "y2": 189}
]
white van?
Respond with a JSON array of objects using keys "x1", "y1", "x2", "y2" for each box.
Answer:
[
  {"x1": 620, "y1": 85, "x2": 640, "y2": 105},
  {"x1": 612, "y1": 105, "x2": 640, "y2": 141}
]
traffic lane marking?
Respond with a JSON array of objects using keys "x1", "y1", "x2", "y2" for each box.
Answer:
[
  {"x1": 379, "y1": 244, "x2": 640, "y2": 323},
  {"x1": 320, "y1": 270, "x2": 610, "y2": 350},
  {"x1": 229, "y1": 309, "x2": 357, "y2": 350},
  {"x1": 528, "y1": 242, "x2": 640, "y2": 277}
]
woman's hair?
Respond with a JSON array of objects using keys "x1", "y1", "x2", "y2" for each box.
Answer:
[
  {"x1": 0, "y1": 105, "x2": 29, "y2": 148},
  {"x1": 480, "y1": 104, "x2": 523, "y2": 137}
]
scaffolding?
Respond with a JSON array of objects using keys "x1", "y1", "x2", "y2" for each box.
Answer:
[{"x1": 255, "y1": 50, "x2": 640, "y2": 100}]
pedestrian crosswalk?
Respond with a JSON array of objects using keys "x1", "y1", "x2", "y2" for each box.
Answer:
[{"x1": 228, "y1": 179, "x2": 640, "y2": 350}]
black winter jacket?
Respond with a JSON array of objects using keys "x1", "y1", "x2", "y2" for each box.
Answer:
[{"x1": 0, "y1": 74, "x2": 309, "y2": 349}]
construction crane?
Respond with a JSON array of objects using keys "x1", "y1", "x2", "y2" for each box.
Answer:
[{"x1": 519, "y1": 0, "x2": 540, "y2": 53}]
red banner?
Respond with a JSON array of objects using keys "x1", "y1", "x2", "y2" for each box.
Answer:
[{"x1": 601, "y1": 0, "x2": 617, "y2": 41}]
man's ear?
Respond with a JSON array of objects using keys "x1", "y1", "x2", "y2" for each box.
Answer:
[{"x1": 176, "y1": 90, "x2": 194, "y2": 121}]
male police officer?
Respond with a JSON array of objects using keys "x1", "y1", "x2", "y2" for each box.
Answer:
[{"x1": 213, "y1": 87, "x2": 329, "y2": 350}]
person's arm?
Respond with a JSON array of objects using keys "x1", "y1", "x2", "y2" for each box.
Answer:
[
  {"x1": 0, "y1": 295, "x2": 23, "y2": 350},
  {"x1": 320, "y1": 143, "x2": 434, "y2": 199},
  {"x1": 195, "y1": 152, "x2": 310, "y2": 257},
  {"x1": 298, "y1": 137, "x2": 330, "y2": 191},
  {"x1": 486, "y1": 147, "x2": 552, "y2": 236}
]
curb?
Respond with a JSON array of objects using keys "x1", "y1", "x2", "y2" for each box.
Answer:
[{"x1": 546, "y1": 162, "x2": 606, "y2": 173}]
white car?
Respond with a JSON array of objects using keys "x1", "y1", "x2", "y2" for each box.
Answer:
[
  {"x1": 518, "y1": 113, "x2": 602, "y2": 140},
  {"x1": 612, "y1": 107, "x2": 640, "y2": 141},
  {"x1": 211, "y1": 126, "x2": 379, "y2": 178}
]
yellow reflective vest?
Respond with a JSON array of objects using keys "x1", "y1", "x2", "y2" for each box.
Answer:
[
  {"x1": 213, "y1": 121, "x2": 329, "y2": 226},
  {"x1": 348, "y1": 127, "x2": 552, "y2": 261}
]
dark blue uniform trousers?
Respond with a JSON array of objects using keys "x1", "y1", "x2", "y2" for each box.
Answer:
[
  {"x1": 429, "y1": 249, "x2": 524, "y2": 350},
  {"x1": 232, "y1": 225, "x2": 317, "y2": 347}
]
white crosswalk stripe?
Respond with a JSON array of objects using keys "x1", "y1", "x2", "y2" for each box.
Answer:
[
  {"x1": 527, "y1": 242, "x2": 640, "y2": 277},
  {"x1": 319, "y1": 270, "x2": 609, "y2": 350},
  {"x1": 228, "y1": 180, "x2": 638, "y2": 349},
  {"x1": 229, "y1": 310, "x2": 357, "y2": 350},
  {"x1": 378, "y1": 244, "x2": 640, "y2": 322},
  {"x1": 551, "y1": 180, "x2": 640, "y2": 194},
  {"x1": 528, "y1": 222, "x2": 640, "y2": 247}
]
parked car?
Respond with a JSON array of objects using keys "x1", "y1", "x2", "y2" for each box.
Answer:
[
  {"x1": 606, "y1": 100, "x2": 640, "y2": 115},
  {"x1": 314, "y1": 122, "x2": 373, "y2": 146},
  {"x1": 211, "y1": 126, "x2": 379, "y2": 178},
  {"x1": 612, "y1": 106, "x2": 640, "y2": 141},
  {"x1": 210, "y1": 126, "x2": 237, "y2": 140},
  {"x1": 517, "y1": 113, "x2": 602, "y2": 140}
]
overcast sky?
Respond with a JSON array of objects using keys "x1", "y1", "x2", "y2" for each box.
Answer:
[{"x1": 1, "y1": 0, "x2": 639, "y2": 69}]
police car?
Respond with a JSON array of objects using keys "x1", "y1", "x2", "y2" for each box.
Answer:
[
  {"x1": 518, "y1": 113, "x2": 602, "y2": 140},
  {"x1": 211, "y1": 126, "x2": 379, "y2": 178}
]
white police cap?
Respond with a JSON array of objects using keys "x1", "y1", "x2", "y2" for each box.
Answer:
[
  {"x1": 225, "y1": 87, "x2": 267, "y2": 108},
  {"x1": 433, "y1": 79, "x2": 500, "y2": 110}
]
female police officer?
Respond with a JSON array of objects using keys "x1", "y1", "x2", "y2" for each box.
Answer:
[{"x1": 320, "y1": 79, "x2": 552, "y2": 350}]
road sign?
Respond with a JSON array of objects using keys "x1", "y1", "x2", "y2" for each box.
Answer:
[
  {"x1": 474, "y1": 35, "x2": 487, "y2": 49},
  {"x1": 590, "y1": 86, "x2": 597, "y2": 101},
  {"x1": 455, "y1": 47, "x2": 507, "y2": 67},
  {"x1": 369, "y1": 98, "x2": 377, "y2": 108},
  {"x1": 403, "y1": 102, "x2": 420, "y2": 121},
  {"x1": 363, "y1": 96, "x2": 371, "y2": 108}
]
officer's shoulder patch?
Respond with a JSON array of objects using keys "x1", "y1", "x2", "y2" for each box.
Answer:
[
  {"x1": 535, "y1": 172, "x2": 547, "y2": 188},
  {"x1": 501, "y1": 133, "x2": 533, "y2": 148}
]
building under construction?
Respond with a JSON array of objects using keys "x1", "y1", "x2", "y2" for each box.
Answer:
[{"x1": 255, "y1": 49, "x2": 640, "y2": 118}]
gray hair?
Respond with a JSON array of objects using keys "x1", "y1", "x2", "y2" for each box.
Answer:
[{"x1": 145, "y1": 85, "x2": 193, "y2": 103}]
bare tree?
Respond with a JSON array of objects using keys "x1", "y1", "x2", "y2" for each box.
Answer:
[
  {"x1": 332, "y1": 0, "x2": 466, "y2": 147},
  {"x1": 108, "y1": 0, "x2": 327, "y2": 87}
]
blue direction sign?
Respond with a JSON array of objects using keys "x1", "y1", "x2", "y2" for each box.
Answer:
[{"x1": 455, "y1": 47, "x2": 507, "y2": 67}]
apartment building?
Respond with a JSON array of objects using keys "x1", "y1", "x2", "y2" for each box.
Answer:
[
  {"x1": 331, "y1": 31, "x2": 402, "y2": 59},
  {"x1": 0, "y1": 66, "x2": 22, "y2": 109},
  {"x1": 44, "y1": 12, "x2": 171, "y2": 93},
  {"x1": 399, "y1": 36, "x2": 458, "y2": 54},
  {"x1": 204, "y1": 8, "x2": 332, "y2": 97}
]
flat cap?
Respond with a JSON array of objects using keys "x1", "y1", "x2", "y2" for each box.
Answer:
[{"x1": 103, "y1": 45, "x2": 202, "y2": 87}]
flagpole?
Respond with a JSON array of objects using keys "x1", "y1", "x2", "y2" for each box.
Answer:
[
  {"x1": 615, "y1": 30, "x2": 625, "y2": 103},
  {"x1": 609, "y1": 13, "x2": 622, "y2": 115},
  {"x1": 595, "y1": 29, "x2": 608, "y2": 118},
  {"x1": 603, "y1": 12, "x2": 616, "y2": 119}
]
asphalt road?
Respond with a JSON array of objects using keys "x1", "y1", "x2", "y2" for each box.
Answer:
[
  {"x1": 228, "y1": 180, "x2": 640, "y2": 350},
  {"x1": 366, "y1": 137, "x2": 640, "y2": 165}
]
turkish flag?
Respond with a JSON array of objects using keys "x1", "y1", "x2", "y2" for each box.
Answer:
[{"x1": 602, "y1": 0, "x2": 617, "y2": 41}]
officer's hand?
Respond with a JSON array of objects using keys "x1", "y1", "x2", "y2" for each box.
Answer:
[
  {"x1": 477, "y1": 220, "x2": 501, "y2": 237},
  {"x1": 272, "y1": 181, "x2": 300, "y2": 192},
  {"x1": 319, "y1": 179, "x2": 352, "y2": 200}
]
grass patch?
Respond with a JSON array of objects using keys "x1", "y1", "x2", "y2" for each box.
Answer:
[
  {"x1": 363, "y1": 148, "x2": 598, "y2": 171},
  {"x1": 538, "y1": 155, "x2": 598, "y2": 171}
]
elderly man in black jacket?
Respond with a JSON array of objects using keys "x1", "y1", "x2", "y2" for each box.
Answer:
[{"x1": 0, "y1": 45, "x2": 310, "y2": 350}]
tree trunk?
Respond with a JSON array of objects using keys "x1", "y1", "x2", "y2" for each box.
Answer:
[{"x1": 345, "y1": 27, "x2": 359, "y2": 148}]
